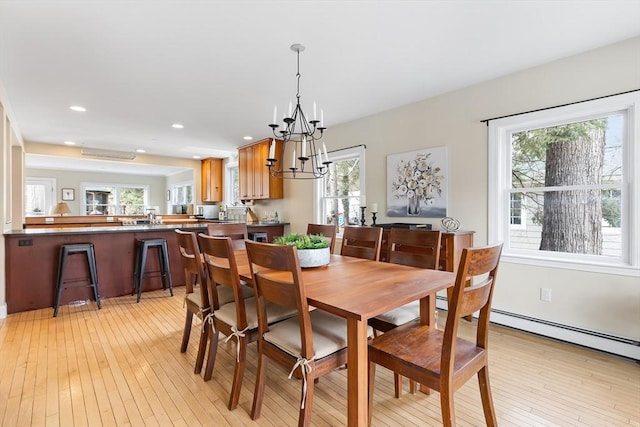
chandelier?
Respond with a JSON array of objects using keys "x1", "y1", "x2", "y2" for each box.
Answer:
[{"x1": 267, "y1": 44, "x2": 331, "y2": 179}]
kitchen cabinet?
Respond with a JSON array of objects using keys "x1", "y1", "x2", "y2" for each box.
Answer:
[
  {"x1": 238, "y1": 138, "x2": 283, "y2": 200},
  {"x1": 201, "y1": 157, "x2": 223, "y2": 202}
]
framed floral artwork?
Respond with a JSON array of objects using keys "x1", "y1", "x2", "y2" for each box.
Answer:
[{"x1": 387, "y1": 146, "x2": 448, "y2": 217}]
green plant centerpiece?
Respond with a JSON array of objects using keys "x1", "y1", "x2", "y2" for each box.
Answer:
[{"x1": 273, "y1": 232, "x2": 331, "y2": 268}]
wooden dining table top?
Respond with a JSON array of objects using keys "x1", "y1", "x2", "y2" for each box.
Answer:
[{"x1": 234, "y1": 251, "x2": 454, "y2": 320}]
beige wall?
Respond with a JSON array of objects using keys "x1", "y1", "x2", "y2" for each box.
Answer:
[{"x1": 283, "y1": 36, "x2": 639, "y2": 340}]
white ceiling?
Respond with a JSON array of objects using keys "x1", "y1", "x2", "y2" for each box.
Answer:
[{"x1": 1, "y1": 1, "x2": 640, "y2": 176}]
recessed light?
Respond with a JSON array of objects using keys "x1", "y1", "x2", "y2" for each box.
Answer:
[
  {"x1": 172, "y1": 123, "x2": 184, "y2": 129},
  {"x1": 63, "y1": 141, "x2": 76, "y2": 145},
  {"x1": 69, "y1": 105, "x2": 86, "y2": 112},
  {"x1": 136, "y1": 149, "x2": 146, "y2": 153},
  {"x1": 192, "y1": 155, "x2": 201, "y2": 159},
  {"x1": 243, "y1": 136, "x2": 253, "y2": 141}
]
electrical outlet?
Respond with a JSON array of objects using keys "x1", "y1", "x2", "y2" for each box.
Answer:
[{"x1": 540, "y1": 287, "x2": 552, "y2": 302}]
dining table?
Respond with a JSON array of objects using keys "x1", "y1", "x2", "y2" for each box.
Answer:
[{"x1": 234, "y1": 251, "x2": 455, "y2": 426}]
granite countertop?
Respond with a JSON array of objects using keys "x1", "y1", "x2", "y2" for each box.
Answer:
[
  {"x1": 4, "y1": 223, "x2": 207, "y2": 236},
  {"x1": 5, "y1": 221, "x2": 290, "y2": 236}
]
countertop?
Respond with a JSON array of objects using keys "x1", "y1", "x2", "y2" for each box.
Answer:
[{"x1": 4, "y1": 221, "x2": 289, "y2": 236}]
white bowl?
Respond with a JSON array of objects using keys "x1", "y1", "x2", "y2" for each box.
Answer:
[{"x1": 297, "y1": 247, "x2": 331, "y2": 268}]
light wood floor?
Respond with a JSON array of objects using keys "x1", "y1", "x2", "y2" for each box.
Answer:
[{"x1": 1, "y1": 288, "x2": 638, "y2": 426}]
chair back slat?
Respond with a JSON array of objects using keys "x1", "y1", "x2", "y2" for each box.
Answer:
[
  {"x1": 207, "y1": 223, "x2": 248, "y2": 249},
  {"x1": 388, "y1": 228, "x2": 441, "y2": 269},
  {"x1": 198, "y1": 233, "x2": 246, "y2": 314},
  {"x1": 457, "y1": 277, "x2": 494, "y2": 319},
  {"x1": 307, "y1": 223, "x2": 337, "y2": 253},
  {"x1": 175, "y1": 229, "x2": 210, "y2": 307},
  {"x1": 340, "y1": 226, "x2": 383, "y2": 261}
]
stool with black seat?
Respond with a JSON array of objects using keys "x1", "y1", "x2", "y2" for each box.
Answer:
[
  {"x1": 132, "y1": 238, "x2": 174, "y2": 303},
  {"x1": 54, "y1": 243, "x2": 101, "y2": 317}
]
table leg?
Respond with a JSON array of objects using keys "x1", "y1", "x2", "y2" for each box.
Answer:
[{"x1": 346, "y1": 317, "x2": 369, "y2": 426}]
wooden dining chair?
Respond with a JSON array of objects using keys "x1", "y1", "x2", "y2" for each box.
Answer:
[
  {"x1": 368, "y1": 228, "x2": 442, "y2": 397},
  {"x1": 339, "y1": 226, "x2": 383, "y2": 261},
  {"x1": 368, "y1": 243, "x2": 503, "y2": 427},
  {"x1": 306, "y1": 223, "x2": 337, "y2": 253},
  {"x1": 246, "y1": 240, "x2": 369, "y2": 427},
  {"x1": 175, "y1": 229, "x2": 211, "y2": 375},
  {"x1": 206, "y1": 222, "x2": 248, "y2": 250},
  {"x1": 197, "y1": 234, "x2": 296, "y2": 409}
]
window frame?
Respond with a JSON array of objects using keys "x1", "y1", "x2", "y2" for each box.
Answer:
[
  {"x1": 24, "y1": 177, "x2": 56, "y2": 216},
  {"x1": 170, "y1": 181, "x2": 193, "y2": 205},
  {"x1": 224, "y1": 156, "x2": 240, "y2": 206},
  {"x1": 313, "y1": 145, "x2": 366, "y2": 236},
  {"x1": 488, "y1": 92, "x2": 639, "y2": 277},
  {"x1": 81, "y1": 182, "x2": 150, "y2": 216}
]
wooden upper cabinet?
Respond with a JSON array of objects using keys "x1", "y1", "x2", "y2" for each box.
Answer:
[
  {"x1": 201, "y1": 157, "x2": 223, "y2": 202},
  {"x1": 238, "y1": 138, "x2": 283, "y2": 201}
]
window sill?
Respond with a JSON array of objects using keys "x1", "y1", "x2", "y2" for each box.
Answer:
[{"x1": 502, "y1": 253, "x2": 639, "y2": 277}]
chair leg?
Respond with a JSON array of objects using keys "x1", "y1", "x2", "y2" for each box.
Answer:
[
  {"x1": 203, "y1": 327, "x2": 219, "y2": 382},
  {"x1": 409, "y1": 379, "x2": 417, "y2": 394},
  {"x1": 299, "y1": 374, "x2": 315, "y2": 427},
  {"x1": 368, "y1": 362, "x2": 376, "y2": 426},
  {"x1": 251, "y1": 353, "x2": 268, "y2": 420},
  {"x1": 394, "y1": 373, "x2": 403, "y2": 398},
  {"x1": 478, "y1": 366, "x2": 497, "y2": 427},
  {"x1": 181, "y1": 311, "x2": 193, "y2": 353},
  {"x1": 227, "y1": 336, "x2": 247, "y2": 410},
  {"x1": 194, "y1": 320, "x2": 209, "y2": 374},
  {"x1": 439, "y1": 383, "x2": 456, "y2": 427}
]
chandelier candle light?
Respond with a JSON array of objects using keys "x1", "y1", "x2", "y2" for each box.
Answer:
[{"x1": 267, "y1": 44, "x2": 331, "y2": 179}]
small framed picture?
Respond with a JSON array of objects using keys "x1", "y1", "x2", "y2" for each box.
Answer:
[{"x1": 62, "y1": 188, "x2": 75, "y2": 201}]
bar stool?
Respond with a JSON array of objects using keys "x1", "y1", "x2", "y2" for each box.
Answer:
[
  {"x1": 249, "y1": 232, "x2": 268, "y2": 242},
  {"x1": 54, "y1": 243, "x2": 101, "y2": 317},
  {"x1": 132, "y1": 238, "x2": 173, "y2": 302}
]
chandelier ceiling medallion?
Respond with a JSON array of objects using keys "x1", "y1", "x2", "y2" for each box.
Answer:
[{"x1": 267, "y1": 43, "x2": 331, "y2": 179}]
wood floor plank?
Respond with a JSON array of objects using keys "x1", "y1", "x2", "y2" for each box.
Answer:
[{"x1": 0, "y1": 288, "x2": 638, "y2": 426}]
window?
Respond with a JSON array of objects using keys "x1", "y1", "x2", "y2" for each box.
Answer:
[
  {"x1": 171, "y1": 182, "x2": 193, "y2": 205},
  {"x1": 225, "y1": 157, "x2": 240, "y2": 206},
  {"x1": 314, "y1": 145, "x2": 366, "y2": 236},
  {"x1": 488, "y1": 92, "x2": 639, "y2": 275},
  {"x1": 25, "y1": 177, "x2": 55, "y2": 216},
  {"x1": 509, "y1": 193, "x2": 523, "y2": 226},
  {"x1": 82, "y1": 183, "x2": 149, "y2": 215}
]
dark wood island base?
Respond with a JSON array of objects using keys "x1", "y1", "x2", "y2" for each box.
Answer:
[{"x1": 4, "y1": 225, "x2": 207, "y2": 314}]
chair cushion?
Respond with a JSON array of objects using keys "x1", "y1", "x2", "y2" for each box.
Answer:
[
  {"x1": 264, "y1": 310, "x2": 373, "y2": 360},
  {"x1": 373, "y1": 301, "x2": 419, "y2": 326},
  {"x1": 215, "y1": 297, "x2": 297, "y2": 330},
  {"x1": 185, "y1": 292, "x2": 205, "y2": 318},
  {"x1": 217, "y1": 284, "x2": 254, "y2": 306}
]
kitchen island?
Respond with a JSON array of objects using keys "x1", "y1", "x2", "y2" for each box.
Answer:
[{"x1": 4, "y1": 222, "x2": 288, "y2": 314}]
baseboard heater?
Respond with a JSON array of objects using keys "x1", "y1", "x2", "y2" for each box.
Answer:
[{"x1": 435, "y1": 296, "x2": 639, "y2": 360}]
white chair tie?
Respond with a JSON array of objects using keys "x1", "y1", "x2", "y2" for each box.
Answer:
[
  {"x1": 202, "y1": 311, "x2": 215, "y2": 334},
  {"x1": 224, "y1": 326, "x2": 249, "y2": 362},
  {"x1": 288, "y1": 356, "x2": 315, "y2": 409}
]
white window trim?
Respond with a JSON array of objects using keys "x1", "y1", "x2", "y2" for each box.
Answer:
[
  {"x1": 313, "y1": 145, "x2": 366, "y2": 229},
  {"x1": 170, "y1": 180, "x2": 194, "y2": 205},
  {"x1": 225, "y1": 157, "x2": 239, "y2": 206},
  {"x1": 25, "y1": 177, "x2": 56, "y2": 216},
  {"x1": 488, "y1": 92, "x2": 639, "y2": 277}
]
